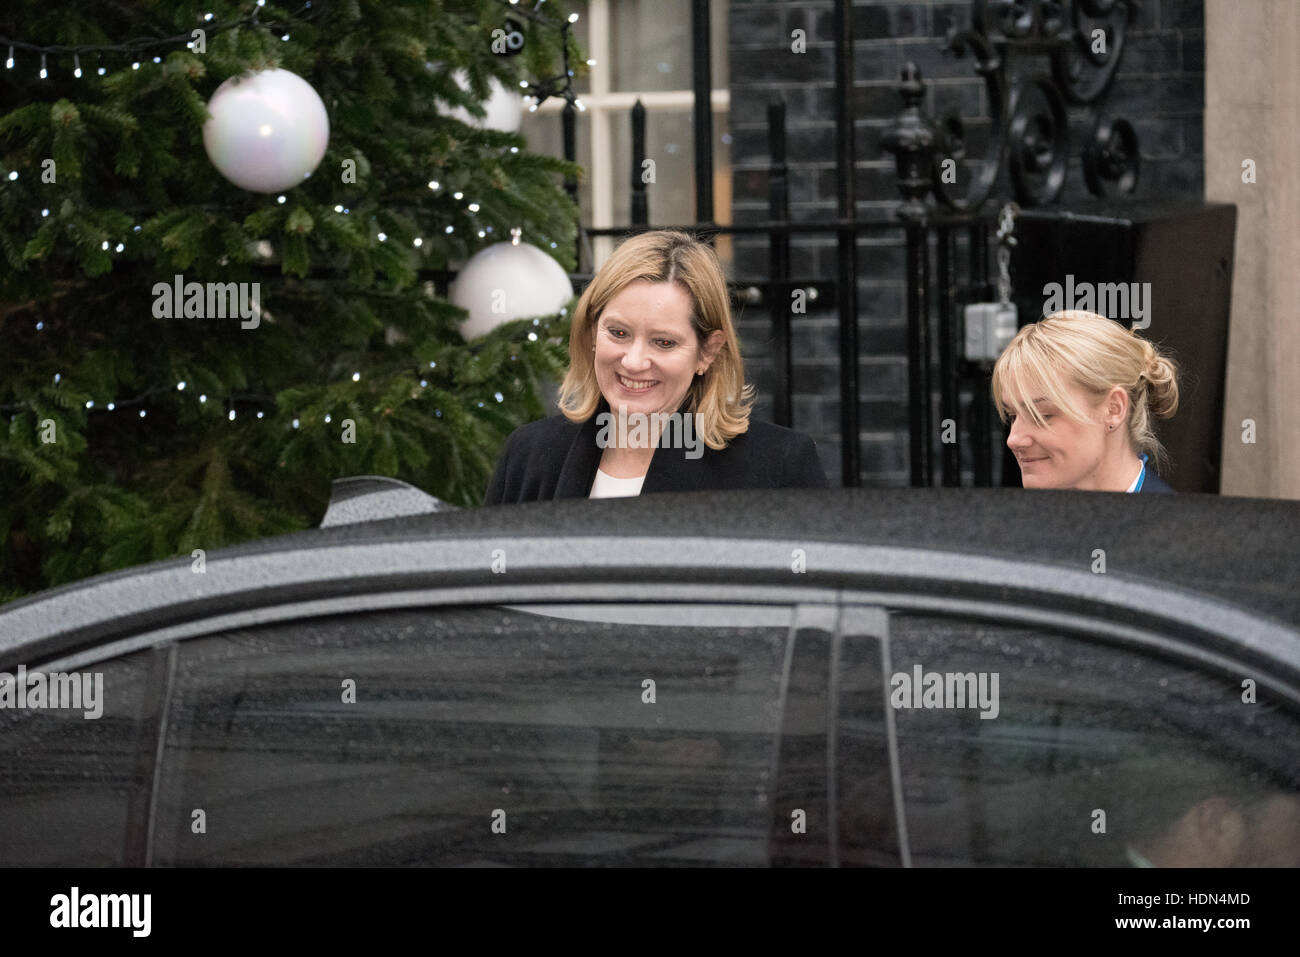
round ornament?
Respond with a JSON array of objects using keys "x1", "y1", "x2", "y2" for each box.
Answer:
[
  {"x1": 451, "y1": 232, "x2": 572, "y2": 340},
  {"x1": 439, "y1": 69, "x2": 523, "y2": 134},
  {"x1": 203, "y1": 68, "x2": 330, "y2": 193}
]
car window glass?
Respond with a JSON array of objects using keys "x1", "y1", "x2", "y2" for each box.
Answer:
[
  {"x1": 884, "y1": 614, "x2": 1300, "y2": 867},
  {"x1": 151, "y1": 604, "x2": 793, "y2": 866},
  {"x1": 0, "y1": 648, "x2": 157, "y2": 865}
]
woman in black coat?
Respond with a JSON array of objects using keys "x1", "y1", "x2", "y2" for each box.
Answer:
[
  {"x1": 991, "y1": 310, "x2": 1180, "y2": 493},
  {"x1": 485, "y1": 231, "x2": 828, "y2": 504}
]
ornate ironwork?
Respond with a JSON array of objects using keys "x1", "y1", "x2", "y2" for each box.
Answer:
[
  {"x1": 884, "y1": 0, "x2": 1140, "y2": 212},
  {"x1": 879, "y1": 63, "x2": 941, "y2": 219}
]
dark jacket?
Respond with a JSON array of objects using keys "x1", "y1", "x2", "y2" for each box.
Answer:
[
  {"x1": 1139, "y1": 472, "x2": 1174, "y2": 494},
  {"x1": 484, "y1": 397, "x2": 829, "y2": 505}
]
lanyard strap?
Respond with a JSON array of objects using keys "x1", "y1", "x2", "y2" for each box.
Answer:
[{"x1": 1133, "y1": 453, "x2": 1148, "y2": 493}]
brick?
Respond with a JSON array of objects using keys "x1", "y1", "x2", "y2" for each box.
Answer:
[
  {"x1": 933, "y1": 2, "x2": 972, "y2": 39},
  {"x1": 731, "y1": 46, "x2": 835, "y2": 84},
  {"x1": 1122, "y1": 31, "x2": 1182, "y2": 74},
  {"x1": 852, "y1": 3, "x2": 930, "y2": 41},
  {"x1": 1161, "y1": 0, "x2": 1204, "y2": 30},
  {"x1": 1183, "y1": 114, "x2": 1203, "y2": 157},
  {"x1": 1133, "y1": 115, "x2": 1186, "y2": 160},
  {"x1": 1108, "y1": 74, "x2": 1203, "y2": 113},
  {"x1": 854, "y1": 81, "x2": 910, "y2": 118},
  {"x1": 1181, "y1": 31, "x2": 1205, "y2": 72},
  {"x1": 855, "y1": 163, "x2": 903, "y2": 203},
  {"x1": 1134, "y1": 0, "x2": 1162, "y2": 31},
  {"x1": 857, "y1": 282, "x2": 906, "y2": 323},
  {"x1": 1148, "y1": 158, "x2": 1204, "y2": 195},
  {"x1": 860, "y1": 433, "x2": 909, "y2": 474}
]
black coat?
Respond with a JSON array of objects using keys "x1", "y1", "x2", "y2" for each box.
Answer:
[{"x1": 484, "y1": 398, "x2": 830, "y2": 504}]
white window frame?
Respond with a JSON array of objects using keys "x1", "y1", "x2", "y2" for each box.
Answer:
[{"x1": 527, "y1": 0, "x2": 730, "y2": 265}]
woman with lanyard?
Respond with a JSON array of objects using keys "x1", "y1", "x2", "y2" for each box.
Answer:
[{"x1": 991, "y1": 310, "x2": 1179, "y2": 493}]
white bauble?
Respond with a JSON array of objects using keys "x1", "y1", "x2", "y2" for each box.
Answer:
[
  {"x1": 451, "y1": 240, "x2": 572, "y2": 341},
  {"x1": 439, "y1": 69, "x2": 523, "y2": 134},
  {"x1": 203, "y1": 68, "x2": 330, "y2": 193}
]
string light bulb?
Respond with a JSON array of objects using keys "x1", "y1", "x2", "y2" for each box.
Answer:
[
  {"x1": 73, "y1": 54, "x2": 82, "y2": 78},
  {"x1": 40, "y1": 53, "x2": 47, "y2": 79}
]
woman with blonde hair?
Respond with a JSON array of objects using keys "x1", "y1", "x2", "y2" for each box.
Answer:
[
  {"x1": 991, "y1": 310, "x2": 1180, "y2": 492},
  {"x1": 484, "y1": 230, "x2": 828, "y2": 503}
]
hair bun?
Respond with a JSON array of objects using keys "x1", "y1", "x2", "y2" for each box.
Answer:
[{"x1": 1139, "y1": 341, "x2": 1180, "y2": 419}]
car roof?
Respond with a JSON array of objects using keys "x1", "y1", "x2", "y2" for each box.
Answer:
[
  {"x1": 1, "y1": 487, "x2": 1297, "y2": 667},
  {"x1": 308, "y1": 487, "x2": 1300, "y2": 623}
]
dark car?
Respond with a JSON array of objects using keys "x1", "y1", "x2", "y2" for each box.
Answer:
[{"x1": 1, "y1": 478, "x2": 1298, "y2": 866}]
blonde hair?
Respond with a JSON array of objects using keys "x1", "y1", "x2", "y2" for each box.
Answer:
[
  {"x1": 991, "y1": 310, "x2": 1180, "y2": 470},
  {"x1": 557, "y1": 230, "x2": 755, "y2": 449}
]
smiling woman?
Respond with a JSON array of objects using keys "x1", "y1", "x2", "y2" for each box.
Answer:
[
  {"x1": 991, "y1": 310, "x2": 1181, "y2": 493},
  {"x1": 483, "y1": 231, "x2": 829, "y2": 503}
]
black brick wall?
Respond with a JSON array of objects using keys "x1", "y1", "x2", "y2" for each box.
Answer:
[{"x1": 728, "y1": 0, "x2": 1206, "y2": 485}]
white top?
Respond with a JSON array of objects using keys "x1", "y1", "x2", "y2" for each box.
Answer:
[
  {"x1": 588, "y1": 468, "x2": 646, "y2": 498},
  {"x1": 1125, "y1": 463, "x2": 1144, "y2": 493}
]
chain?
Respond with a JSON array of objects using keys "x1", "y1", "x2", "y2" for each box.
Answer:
[{"x1": 995, "y1": 202, "x2": 1019, "y2": 306}]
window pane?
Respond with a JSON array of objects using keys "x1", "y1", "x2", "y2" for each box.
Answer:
[
  {"x1": 887, "y1": 614, "x2": 1300, "y2": 867},
  {"x1": 601, "y1": 107, "x2": 733, "y2": 270},
  {"x1": 609, "y1": 0, "x2": 728, "y2": 92},
  {"x1": 519, "y1": 107, "x2": 593, "y2": 224},
  {"x1": 0, "y1": 650, "x2": 156, "y2": 865},
  {"x1": 566, "y1": 1, "x2": 592, "y2": 96},
  {"x1": 151, "y1": 604, "x2": 790, "y2": 866}
]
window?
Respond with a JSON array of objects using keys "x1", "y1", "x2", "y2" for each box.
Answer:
[
  {"x1": 880, "y1": 614, "x2": 1300, "y2": 867},
  {"x1": 150, "y1": 603, "x2": 792, "y2": 865},
  {"x1": 520, "y1": 0, "x2": 733, "y2": 272},
  {"x1": 0, "y1": 648, "x2": 158, "y2": 865}
]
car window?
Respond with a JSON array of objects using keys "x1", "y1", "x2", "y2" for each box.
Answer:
[
  {"x1": 0, "y1": 648, "x2": 158, "y2": 865},
  {"x1": 882, "y1": 613, "x2": 1300, "y2": 867},
  {"x1": 149, "y1": 603, "x2": 796, "y2": 866}
]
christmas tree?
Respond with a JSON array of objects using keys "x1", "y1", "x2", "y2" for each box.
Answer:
[{"x1": 0, "y1": 0, "x2": 583, "y2": 601}]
